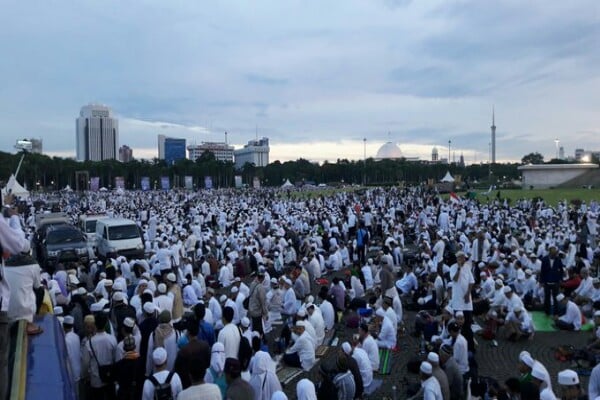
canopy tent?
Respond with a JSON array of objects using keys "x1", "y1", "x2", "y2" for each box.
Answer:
[
  {"x1": 1, "y1": 174, "x2": 30, "y2": 200},
  {"x1": 281, "y1": 179, "x2": 294, "y2": 188},
  {"x1": 440, "y1": 171, "x2": 455, "y2": 183}
]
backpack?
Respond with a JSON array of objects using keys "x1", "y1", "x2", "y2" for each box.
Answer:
[
  {"x1": 237, "y1": 328, "x2": 253, "y2": 371},
  {"x1": 148, "y1": 370, "x2": 175, "y2": 400}
]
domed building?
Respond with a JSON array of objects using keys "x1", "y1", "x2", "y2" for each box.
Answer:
[{"x1": 376, "y1": 141, "x2": 403, "y2": 160}]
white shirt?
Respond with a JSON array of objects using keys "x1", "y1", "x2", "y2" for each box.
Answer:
[
  {"x1": 3, "y1": 262, "x2": 41, "y2": 322},
  {"x1": 376, "y1": 316, "x2": 396, "y2": 349},
  {"x1": 450, "y1": 263, "x2": 474, "y2": 312},
  {"x1": 65, "y1": 331, "x2": 81, "y2": 381},
  {"x1": 177, "y1": 383, "x2": 221, "y2": 400},
  {"x1": 154, "y1": 294, "x2": 174, "y2": 315},
  {"x1": 217, "y1": 323, "x2": 241, "y2": 360},
  {"x1": 219, "y1": 265, "x2": 233, "y2": 287},
  {"x1": 319, "y1": 300, "x2": 335, "y2": 331},
  {"x1": 452, "y1": 334, "x2": 469, "y2": 374},
  {"x1": 422, "y1": 375, "x2": 444, "y2": 400},
  {"x1": 145, "y1": 330, "x2": 179, "y2": 376},
  {"x1": 287, "y1": 331, "x2": 315, "y2": 371},
  {"x1": 360, "y1": 334, "x2": 380, "y2": 371},
  {"x1": 309, "y1": 310, "x2": 326, "y2": 346},
  {"x1": 283, "y1": 288, "x2": 298, "y2": 315},
  {"x1": 559, "y1": 300, "x2": 582, "y2": 330},
  {"x1": 142, "y1": 370, "x2": 183, "y2": 400},
  {"x1": 352, "y1": 347, "x2": 373, "y2": 387},
  {"x1": 82, "y1": 332, "x2": 117, "y2": 388}
]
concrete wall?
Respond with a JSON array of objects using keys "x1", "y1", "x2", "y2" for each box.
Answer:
[{"x1": 518, "y1": 164, "x2": 599, "y2": 189}]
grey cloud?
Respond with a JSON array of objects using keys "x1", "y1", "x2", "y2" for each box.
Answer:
[{"x1": 245, "y1": 74, "x2": 289, "y2": 86}]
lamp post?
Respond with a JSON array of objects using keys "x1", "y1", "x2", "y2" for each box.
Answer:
[{"x1": 363, "y1": 138, "x2": 367, "y2": 186}]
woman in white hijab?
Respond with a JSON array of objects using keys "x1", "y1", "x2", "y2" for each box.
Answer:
[
  {"x1": 204, "y1": 342, "x2": 227, "y2": 398},
  {"x1": 296, "y1": 379, "x2": 317, "y2": 400},
  {"x1": 249, "y1": 351, "x2": 281, "y2": 400}
]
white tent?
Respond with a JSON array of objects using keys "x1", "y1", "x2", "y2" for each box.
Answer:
[
  {"x1": 1, "y1": 174, "x2": 30, "y2": 200},
  {"x1": 440, "y1": 171, "x2": 455, "y2": 183},
  {"x1": 281, "y1": 179, "x2": 294, "y2": 188}
]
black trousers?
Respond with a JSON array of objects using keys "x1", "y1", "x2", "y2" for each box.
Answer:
[
  {"x1": 251, "y1": 315, "x2": 264, "y2": 337},
  {"x1": 544, "y1": 283, "x2": 560, "y2": 315},
  {"x1": 283, "y1": 352, "x2": 302, "y2": 368}
]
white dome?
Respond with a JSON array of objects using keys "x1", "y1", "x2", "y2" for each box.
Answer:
[
  {"x1": 432, "y1": 147, "x2": 438, "y2": 154},
  {"x1": 376, "y1": 142, "x2": 403, "y2": 159}
]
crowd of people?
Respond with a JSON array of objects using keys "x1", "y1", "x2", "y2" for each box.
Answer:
[{"x1": 0, "y1": 186, "x2": 599, "y2": 400}]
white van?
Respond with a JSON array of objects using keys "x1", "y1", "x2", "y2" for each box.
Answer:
[
  {"x1": 95, "y1": 218, "x2": 144, "y2": 260},
  {"x1": 79, "y1": 214, "x2": 108, "y2": 249}
]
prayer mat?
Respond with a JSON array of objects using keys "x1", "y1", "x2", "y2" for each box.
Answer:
[
  {"x1": 316, "y1": 345, "x2": 329, "y2": 358},
  {"x1": 378, "y1": 348, "x2": 393, "y2": 375},
  {"x1": 364, "y1": 379, "x2": 383, "y2": 396},
  {"x1": 276, "y1": 367, "x2": 303, "y2": 385},
  {"x1": 531, "y1": 311, "x2": 558, "y2": 332}
]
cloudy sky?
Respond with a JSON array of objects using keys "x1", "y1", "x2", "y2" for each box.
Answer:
[{"x1": 0, "y1": 1, "x2": 598, "y2": 163}]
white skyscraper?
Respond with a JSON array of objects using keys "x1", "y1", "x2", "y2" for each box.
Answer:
[
  {"x1": 76, "y1": 104, "x2": 119, "y2": 161},
  {"x1": 234, "y1": 137, "x2": 270, "y2": 169}
]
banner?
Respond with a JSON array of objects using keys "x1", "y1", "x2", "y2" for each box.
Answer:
[
  {"x1": 141, "y1": 177, "x2": 150, "y2": 191},
  {"x1": 161, "y1": 176, "x2": 170, "y2": 191},
  {"x1": 204, "y1": 176, "x2": 213, "y2": 189},
  {"x1": 90, "y1": 177, "x2": 100, "y2": 192},
  {"x1": 253, "y1": 177, "x2": 261, "y2": 189},
  {"x1": 115, "y1": 176, "x2": 125, "y2": 190},
  {"x1": 184, "y1": 176, "x2": 193, "y2": 190},
  {"x1": 234, "y1": 175, "x2": 242, "y2": 188}
]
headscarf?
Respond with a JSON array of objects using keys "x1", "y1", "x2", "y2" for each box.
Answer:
[
  {"x1": 153, "y1": 310, "x2": 174, "y2": 348},
  {"x1": 250, "y1": 351, "x2": 281, "y2": 400},
  {"x1": 210, "y1": 342, "x2": 226, "y2": 373},
  {"x1": 296, "y1": 379, "x2": 317, "y2": 400}
]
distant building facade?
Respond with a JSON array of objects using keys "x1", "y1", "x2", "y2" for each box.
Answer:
[
  {"x1": 431, "y1": 147, "x2": 439, "y2": 162},
  {"x1": 188, "y1": 142, "x2": 234, "y2": 163},
  {"x1": 158, "y1": 134, "x2": 166, "y2": 160},
  {"x1": 234, "y1": 137, "x2": 270, "y2": 169},
  {"x1": 76, "y1": 104, "x2": 118, "y2": 161},
  {"x1": 119, "y1": 145, "x2": 133, "y2": 162},
  {"x1": 164, "y1": 138, "x2": 186, "y2": 165}
]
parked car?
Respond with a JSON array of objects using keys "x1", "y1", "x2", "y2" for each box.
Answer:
[{"x1": 37, "y1": 224, "x2": 89, "y2": 269}]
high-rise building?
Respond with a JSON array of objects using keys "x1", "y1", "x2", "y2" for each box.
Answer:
[
  {"x1": 164, "y1": 137, "x2": 186, "y2": 165},
  {"x1": 76, "y1": 104, "x2": 118, "y2": 161},
  {"x1": 188, "y1": 142, "x2": 234, "y2": 163},
  {"x1": 158, "y1": 134, "x2": 166, "y2": 160},
  {"x1": 490, "y1": 108, "x2": 496, "y2": 164},
  {"x1": 575, "y1": 148, "x2": 585, "y2": 161},
  {"x1": 119, "y1": 145, "x2": 133, "y2": 162},
  {"x1": 559, "y1": 146, "x2": 565, "y2": 160},
  {"x1": 431, "y1": 146, "x2": 439, "y2": 162},
  {"x1": 234, "y1": 137, "x2": 270, "y2": 169}
]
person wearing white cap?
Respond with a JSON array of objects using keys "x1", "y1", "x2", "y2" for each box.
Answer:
[
  {"x1": 449, "y1": 251, "x2": 475, "y2": 349},
  {"x1": 218, "y1": 258, "x2": 234, "y2": 288},
  {"x1": 342, "y1": 341, "x2": 373, "y2": 388},
  {"x1": 281, "y1": 277, "x2": 298, "y2": 321},
  {"x1": 503, "y1": 305, "x2": 534, "y2": 341},
  {"x1": 141, "y1": 347, "x2": 182, "y2": 400},
  {"x1": 217, "y1": 306, "x2": 241, "y2": 360},
  {"x1": 154, "y1": 283, "x2": 174, "y2": 315},
  {"x1": 554, "y1": 293, "x2": 582, "y2": 331},
  {"x1": 166, "y1": 272, "x2": 184, "y2": 321},
  {"x1": 531, "y1": 362, "x2": 557, "y2": 399},
  {"x1": 206, "y1": 288, "x2": 222, "y2": 326},
  {"x1": 306, "y1": 303, "x2": 325, "y2": 346},
  {"x1": 240, "y1": 317, "x2": 259, "y2": 345},
  {"x1": 224, "y1": 289, "x2": 241, "y2": 325},
  {"x1": 500, "y1": 285, "x2": 524, "y2": 318},
  {"x1": 419, "y1": 361, "x2": 443, "y2": 400},
  {"x1": 557, "y1": 369, "x2": 583, "y2": 400},
  {"x1": 374, "y1": 308, "x2": 396, "y2": 350},
  {"x1": 283, "y1": 321, "x2": 315, "y2": 371},
  {"x1": 428, "y1": 352, "x2": 450, "y2": 400},
  {"x1": 518, "y1": 351, "x2": 552, "y2": 391},
  {"x1": 116, "y1": 317, "x2": 140, "y2": 361},
  {"x1": 63, "y1": 315, "x2": 81, "y2": 389}
]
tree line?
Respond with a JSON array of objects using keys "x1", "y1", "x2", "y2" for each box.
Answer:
[{"x1": 0, "y1": 150, "x2": 524, "y2": 191}]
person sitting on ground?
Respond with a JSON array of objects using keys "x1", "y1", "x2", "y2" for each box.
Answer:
[
  {"x1": 283, "y1": 320, "x2": 316, "y2": 371},
  {"x1": 503, "y1": 306, "x2": 534, "y2": 341},
  {"x1": 554, "y1": 293, "x2": 582, "y2": 331}
]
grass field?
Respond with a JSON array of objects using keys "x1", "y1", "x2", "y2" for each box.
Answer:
[{"x1": 462, "y1": 188, "x2": 600, "y2": 206}]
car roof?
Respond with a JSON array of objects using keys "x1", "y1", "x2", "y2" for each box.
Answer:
[{"x1": 97, "y1": 218, "x2": 136, "y2": 226}]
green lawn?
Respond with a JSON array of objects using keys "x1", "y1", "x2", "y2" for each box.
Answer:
[{"x1": 463, "y1": 188, "x2": 600, "y2": 206}]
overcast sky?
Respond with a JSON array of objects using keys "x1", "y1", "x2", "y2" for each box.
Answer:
[{"x1": 0, "y1": 1, "x2": 598, "y2": 163}]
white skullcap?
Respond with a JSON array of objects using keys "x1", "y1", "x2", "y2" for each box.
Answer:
[
  {"x1": 166, "y1": 273, "x2": 177, "y2": 282},
  {"x1": 241, "y1": 317, "x2": 250, "y2": 328},
  {"x1": 297, "y1": 308, "x2": 307, "y2": 318},
  {"x1": 503, "y1": 286, "x2": 512, "y2": 294},
  {"x1": 270, "y1": 277, "x2": 278, "y2": 284},
  {"x1": 219, "y1": 294, "x2": 228, "y2": 303},
  {"x1": 54, "y1": 306, "x2": 64, "y2": 315},
  {"x1": 103, "y1": 279, "x2": 113, "y2": 286},
  {"x1": 63, "y1": 315, "x2": 74, "y2": 325},
  {"x1": 556, "y1": 293, "x2": 565, "y2": 302},
  {"x1": 157, "y1": 283, "x2": 167, "y2": 294},
  {"x1": 420, "y1": 361, "x2": 433, "y2": 375},
  {"x1": 495, "y1": 279, "x2": 503, "y2": 286},
  {"x1": 143, "y1": 302, "x2": 156, "y2": 314},
  {"x1": 341, "y1": 342, "x2": 352, "y2": 355},
  {"x1": 427, "y1": 352, "x2": 439, "y2": 364},
  {"x1": 532, "y1": 363, "x2": 547, "y2": 380},
  {"x1": 231, "y1": 286, "x2": 239, "y2": 293},
  {"x1": 123, "y1": 317, "x2": 135, "y2": 328},
  {"x1": 90, "y1": 303, "x2": 104, "y2": 313},
  {"x1": 152, "y1": 347, "x2": 168, "y2": 365},
  {"x1": 557, "y1": 369, "x2": 579, "y2": 386},
  {"x1": 594, "y1": 310, "x2": 600, "y2": 318},
  {"x1": 455, "y1": 311, "x2": 464, "y2": 318},
  {"x1": 519, "y1": 351, "x2": 535, "y2": 368},
  {"x1": 514, "y1": 306, "x2": 523, "y2": 313},
  {"x1": 76, "y1": 287, "x2": 87, "y2": 295},
  {"x1": 113, "y1": 291, "x2": 125, "y2": 302},
  {"x1": 295, "y1": 320, "x2": 306, "y2": 328}
]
